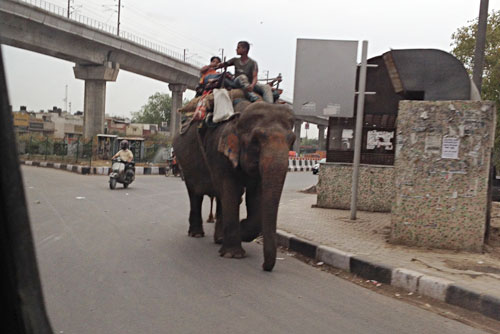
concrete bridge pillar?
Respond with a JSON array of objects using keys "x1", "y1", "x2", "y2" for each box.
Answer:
[
  {"x1": 168, "y1": 83, "x2": 187, "y2": 137},
  {"x1": 74, "y1": 62, "x2": 119, "y2": 138},
  {"x1": 293, "y1": 120, "x2": 302, "y2": 153},
  {"x1": 318, "y1": 125, "x2": 326, "y2": 150}
]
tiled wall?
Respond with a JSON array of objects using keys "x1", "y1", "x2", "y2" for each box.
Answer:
[
  {"x1": 316, "y1": 163, "x2": 394, "y2": 212},
  {"x1": 390, "y1": 101, "x2": 496, "y2": 251}
]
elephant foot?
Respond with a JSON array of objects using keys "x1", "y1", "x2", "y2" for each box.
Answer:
[
  {"x1": 188, "y1": 228, "x2": 205, "y2": 238},
  {"x1": 262, "y1": 260, "x2": 275, "y2": 272},
  {"x1": 206, "y1": 215, "x2": 215, "y2": 223},
  {"x1": 240, "y1": 219, "x2": 262, "y2": 242},
  {"x1": 219, "y1": 246, "x2": 246, "y2": 259},
  {"x1": 213, "y1": 236, "x2": 223, "y2": 244}
]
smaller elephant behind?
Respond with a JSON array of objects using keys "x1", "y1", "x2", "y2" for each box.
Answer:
[{"x1": 173, "y1": 100, "x2": 295, "y2": 271}]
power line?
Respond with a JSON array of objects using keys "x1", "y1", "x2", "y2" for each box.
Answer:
[{"x1": 124, "y1": 2, "x2": 221, "y2": 55}]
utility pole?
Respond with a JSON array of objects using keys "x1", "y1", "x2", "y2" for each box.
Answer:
[
  {"x1": 219, "y1": 48, "x2": 224, "y2": 61},
  {"x1": 117, "y1": 0, "x2": 122, "y2": 36},
  {"x1": 183, "y1": 49, "x2": 188, "y2": 61},
  {"x1": 67, "y1": 0, "x2": 71, "y2": 18},
  {"x1": 64, "y1": 85, "x2": 68, "y2": 112},
  {"x1": 472, "y1": 0, "x2": 489, "y2": 93}
]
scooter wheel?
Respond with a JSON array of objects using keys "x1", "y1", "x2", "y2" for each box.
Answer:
[{"x1": 109, "y1": 178, "x2": 117, "y2": 189}]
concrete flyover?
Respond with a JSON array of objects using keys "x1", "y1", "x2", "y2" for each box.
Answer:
[
  {"x1": 0, "y1": 0, "x2": 199, "y2": 137},
  {"x1": 293, "y1": 115, "x2": 328, "y2": 152},
  {"x1": 279, "y1": 97, "x2": 329, "y2": 152}
]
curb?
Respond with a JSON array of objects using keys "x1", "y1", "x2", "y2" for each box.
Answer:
[
  {"x1": 276, "y1": 229, "x2": 500, "y2": 321},
  {"x1": 23, "y1": 159, "x2": 312, "y2": 174},
  {"x1": 20, "y1": 160, "x2": 165, "y2": 176}
]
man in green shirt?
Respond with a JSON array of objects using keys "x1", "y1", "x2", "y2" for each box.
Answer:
[{"x1": 218, "y1": 41, "x2": 273, "y2": 103}]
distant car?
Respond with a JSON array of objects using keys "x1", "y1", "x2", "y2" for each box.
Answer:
[{"x1": 312, "y1": 158, "x2": 326, "y2": 175}]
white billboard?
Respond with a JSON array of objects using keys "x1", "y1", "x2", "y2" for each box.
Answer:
[{"x1": 293, "y1": 39, "x2": 358, "y2": 118}]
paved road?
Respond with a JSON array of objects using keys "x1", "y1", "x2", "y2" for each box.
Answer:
[{"x1": 21, "y1": 166, "x2": 486, "y2": 334}]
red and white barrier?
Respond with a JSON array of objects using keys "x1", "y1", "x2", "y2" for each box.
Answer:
[{"x1": 287, "y1": 157, "x2": 320, "y2": 172}]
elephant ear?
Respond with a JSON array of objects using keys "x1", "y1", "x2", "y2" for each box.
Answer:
[{"x1": 218, "y1": 125, "x2": 240, "y2": 168}]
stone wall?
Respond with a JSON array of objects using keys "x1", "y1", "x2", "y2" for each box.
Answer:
[
  {"x1": 390, "y1": 101, "x2": 496, "y2": 251},
  {"x1": 316, "y1": 163, "x2": 394, "y2": 212}
]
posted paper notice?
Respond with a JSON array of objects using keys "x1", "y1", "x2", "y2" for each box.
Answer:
[{"x1": 442, "y1": 137, "x2": 460, "y2": 159}]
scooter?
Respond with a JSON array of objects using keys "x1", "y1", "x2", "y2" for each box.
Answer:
[{"x1": 109, "y1": 158, "x2": 135, "y2": 189}]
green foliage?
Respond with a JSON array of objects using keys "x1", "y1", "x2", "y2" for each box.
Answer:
[
  {"x1": 131, "y1": 92, "x2": 172, "y2": 125},
  {"x1": 451, "y1": 10, "x2": 500, "y2": 104},
  {"x1": 451, "y1": 10, "x2": 500, "y2": 164},
  {"x1": 301, "y1": 137, "x2": 319, "y2": 146},
  {"x1": 147, "y1": 132, "x2": 171, "y2": 145}
]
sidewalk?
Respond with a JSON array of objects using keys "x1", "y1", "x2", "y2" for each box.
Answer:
[{"x1": 276, "y1": 191, "x2": 500, "y2": 322}]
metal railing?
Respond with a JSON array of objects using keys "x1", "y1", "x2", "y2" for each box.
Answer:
[
  {"x1": 17, "y1": 0, "x2": 203, "y2": 67},
  {"x1": 16, "y1": 133, "x2": 172, "y2": 166}
]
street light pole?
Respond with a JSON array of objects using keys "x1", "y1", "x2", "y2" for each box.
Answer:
[
  {"x1": 350, "y1": 41, "x2": 369, "y2": 221},
  {"x1": 472, "y1": 0, "x2": 489, "y2": 93},
  {"x1": 117, "y1": 0, "x2": 122, "y2": 36}
]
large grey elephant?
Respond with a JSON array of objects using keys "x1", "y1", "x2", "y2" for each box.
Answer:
[{"x1": 173, "y1": 100, "x2": 295, "y2": 271}]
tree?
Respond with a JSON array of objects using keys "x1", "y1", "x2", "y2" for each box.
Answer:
[
  {"x1": 451, "y1": 10, "x2": 500, "y2": 104},
  {"x1": 131, "y1": 92, "x2": 172, "y2": 125},
  {"x1": 451, "y1": 10, "x2": 500, "y2": 162},
  {"x1": 301, "y1": 137, "x2": 319, "y2": 146}
]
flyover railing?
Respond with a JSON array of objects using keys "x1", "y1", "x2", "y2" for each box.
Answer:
[{"x1": 17, "y1": 0, "x2": 203, "y2": 67}]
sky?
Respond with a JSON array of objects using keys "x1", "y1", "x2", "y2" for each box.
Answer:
[{"x1": 2, "y1": 0, "x2": 500, "y2": 139}]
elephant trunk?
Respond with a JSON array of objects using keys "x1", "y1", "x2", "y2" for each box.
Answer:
[{"x1": 259, "y1": 144, "x2": 289, "y2": 271}]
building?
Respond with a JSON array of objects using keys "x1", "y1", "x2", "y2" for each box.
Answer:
[
  {"x1": 12, "y1": 106, "x2": 83, "y2": 140},
  {"x1": 125, "y1": 123, "x2": 158, "y2": 137},
  {"x1": 105, "y1": 116, "x2": 159, "y2": 138},
  {"x1": 105, "y1": 116, "x2": 129, "y2": 135}
]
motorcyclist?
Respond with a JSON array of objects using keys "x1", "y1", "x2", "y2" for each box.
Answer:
[
  {"x1": 109, "y1": 140, "x2": 135, "y2": 188},
  {"x1": 112, "y1": 140, "x2": 134, "y2": 162}
]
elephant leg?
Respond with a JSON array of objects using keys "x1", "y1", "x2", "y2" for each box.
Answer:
[
  {"x1": 218, "y1": 182, "x2": 245, "y2": 258},
  {"x1": 213, "y1": 197, "x2": 224, "y2": 244},
  {"x1": 187, "y1": 188, "x2": 204, "y2": 238},
  {"x1": 241, "y1": 180, "x2": 262, "y2": 242},
  {"x1": 206, "y1": 196, "x2": 215, "y2": 223}
]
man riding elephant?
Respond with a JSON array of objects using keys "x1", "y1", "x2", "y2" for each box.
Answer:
[{"x1": 216, "y1": 41, "x2": 274, "y2": 103}]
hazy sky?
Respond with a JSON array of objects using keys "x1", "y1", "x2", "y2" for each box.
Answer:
[{"x1": 2, "y1": 0, "x2": 500, "y2": 138}]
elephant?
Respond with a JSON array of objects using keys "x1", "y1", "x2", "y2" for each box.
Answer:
[{"x1": 173, "y1": 100, "x2": 295, "y2": 271}]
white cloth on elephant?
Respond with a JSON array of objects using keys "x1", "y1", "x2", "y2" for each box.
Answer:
[{"x1": 213, "y1": 88, "x2": 235, "y2": 123}]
